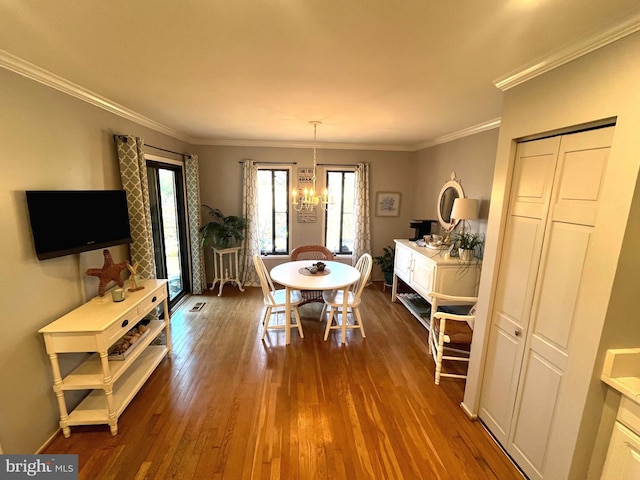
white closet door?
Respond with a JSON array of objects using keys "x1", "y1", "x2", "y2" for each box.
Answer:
[
  {"x1": 479, "y1": 136, "x2": 560, "y2": 445},
  {"x1": 508, "y1": 127, "x2": 613, "y2": 479},
  {"x1": 479, "y1": 127, "x2": 613, "y2": 480}
]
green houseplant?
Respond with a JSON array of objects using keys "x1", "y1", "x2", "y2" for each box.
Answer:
[
  {"x1": 452, "y1": 232, "x2": 484, "y2": 261},
  {"x1": 373, "y1": 246, "x2": 395, "y2": 285},
  {"x1": 200, "y1": 206, "x2": 248, "y2": 249}
]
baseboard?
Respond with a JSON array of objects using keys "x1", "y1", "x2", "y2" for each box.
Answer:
[
  {"x1": 36, "y1": 428, "x2": 62, "y2": 454},
  {"x1": 460, "y1": 401, "x2": 478, "y2": 419}
]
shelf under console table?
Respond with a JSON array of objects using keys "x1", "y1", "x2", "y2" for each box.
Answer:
[
  {"x1": 39, "y1": 278, "x2": 171, "y2": 437},
  {"x1": 392, "y1": 239, "x2": 480, "y2": 330}
]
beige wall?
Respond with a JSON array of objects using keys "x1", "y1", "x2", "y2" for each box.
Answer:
[
  {"x1": 462, "y1": 31, "x2": 640, "y2": 479},
  {"x1": 194, "y1": 136, "x2": 499, "y2": 283},
  {"x1": 0, "y1": 68, "x2": 190, "y2": 454},
  {"x1": 194, "y1": 145, "x2": 415, "y2": 281},
  {"x1": 412, "y1": 129, "x2": 499, "y2": 238}
]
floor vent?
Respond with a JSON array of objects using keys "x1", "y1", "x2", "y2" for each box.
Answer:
[{"x1": 190, "y1": 302, "x2": 206, "y2": 312}]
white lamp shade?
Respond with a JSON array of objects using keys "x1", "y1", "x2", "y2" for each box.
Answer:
[{"x1": 451, "y1": 198, "x2": 479, "y2": 220}]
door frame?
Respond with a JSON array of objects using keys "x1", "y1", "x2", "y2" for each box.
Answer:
[{"x1": 145, "y1": 154, "x2": 192, "y2": 308}]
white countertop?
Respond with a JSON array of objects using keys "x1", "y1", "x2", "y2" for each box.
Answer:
[{"x1": 601, "y1": 348, "x2": 640, "y2": 404}]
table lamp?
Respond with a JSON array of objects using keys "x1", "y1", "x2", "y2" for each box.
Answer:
[{"x1": 451, "y1": 198, "x2": 479, "y2": 235}]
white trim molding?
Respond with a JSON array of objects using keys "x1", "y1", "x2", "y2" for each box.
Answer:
[
  {"x1": 10, "y1": 20, "x2": 635, "y2": 153},
  {"x1": 190, "y1": 137, "x2": 416, "y2": 152},
  {"x1": 494, "y1": 13, "x2": 640, "y2": 91},
  {"x1": 415, "y1": 118, "x2": 502, "y2": 150},
  {"x1": 0, "y1": 49, "x2": 191, "y2": 143},
  {"x1": 0, "y1": 48, "x2": 501, "y2": 151}
]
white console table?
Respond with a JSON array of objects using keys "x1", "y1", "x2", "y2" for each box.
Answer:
[
  {"x1": 392, "y1": 239, "x2": 480, "y2": 330},
  {"x1": 210, "y1": 246, "x2": 244, "y2": 296},
  {"x1": 39, "y1": 279, "x2": 170, "y2": 437}
]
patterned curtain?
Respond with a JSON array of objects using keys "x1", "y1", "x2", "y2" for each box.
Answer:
[
  {"x1": 240, "y1": 159, "x2": 261, "y2": 287},
  {"x1": 115, "y1": 135, "x2": 156, "y2": 279},
  {"x1": 352, "y1": 162, "x2": 372, "y2": 265},
  {"x1": 185, "y1": 155, "x2": 207, "y2": 294}
]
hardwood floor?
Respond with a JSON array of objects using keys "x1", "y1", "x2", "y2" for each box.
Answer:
[{"x1": 42, "y1": 283, "x2": 523, "y2": 479}]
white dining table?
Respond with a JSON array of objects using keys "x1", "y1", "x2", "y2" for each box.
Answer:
[{"x1": 270, "y1": 260, "x2": 361, "y2": 345}]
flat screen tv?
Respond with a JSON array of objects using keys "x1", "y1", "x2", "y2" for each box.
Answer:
[{"x1": 26, "y1": 190, "x2": 133, "y2": 260}]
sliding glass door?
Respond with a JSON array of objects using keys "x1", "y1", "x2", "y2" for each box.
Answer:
[{"x1": 147, "y1": 159, "x2": 190, "y2": 307}]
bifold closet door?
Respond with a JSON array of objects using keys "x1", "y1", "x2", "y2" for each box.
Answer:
[
  {"x1": 479, "y1": 127, "x2": 614, "y2": 480},
  {"x1": 478, "y1": 136, "x2": 560, "y2": 446}
]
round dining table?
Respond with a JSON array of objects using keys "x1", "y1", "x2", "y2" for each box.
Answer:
[{"x1": 270, "y1": 260, "x2": 361, "y2": 345}]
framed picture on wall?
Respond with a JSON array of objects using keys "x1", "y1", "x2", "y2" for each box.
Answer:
[{"x1": 375, "y1": 192, "x2": 401, "y2": 217}]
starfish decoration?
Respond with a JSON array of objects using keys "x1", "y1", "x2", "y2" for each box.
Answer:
[{"x1": 86, "y1": 249, "x2": 128, "y2": 296}]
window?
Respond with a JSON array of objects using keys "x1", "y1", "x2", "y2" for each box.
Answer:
[
  {"x1": 257, "y1": 169, "x2": 290, "y2": 254},
  {"x1": 325, "y1": 170, "x2": 356, "y2": 254}
]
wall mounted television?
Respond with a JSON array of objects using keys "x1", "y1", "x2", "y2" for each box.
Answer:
[{"x1": 26, "y1": 190, "x2": 133, "y2": 260}]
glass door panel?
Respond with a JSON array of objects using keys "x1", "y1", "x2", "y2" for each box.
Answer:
[{"x1": 147, "y1": 160, "x2": 190, "y2": 307}]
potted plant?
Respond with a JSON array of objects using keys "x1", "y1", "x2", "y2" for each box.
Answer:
[
  {"x1": 452, "y1": 232, "x2": 484, "y2": 262},
  {"x1": 200, "y1": 206, "x2": 248, "y2": 249},
  {"x1": 373, "y1": 246, "x2": 395, "y2": 285}
]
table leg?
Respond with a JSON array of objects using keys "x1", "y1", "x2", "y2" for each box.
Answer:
[
  {"x1": 99, "y1": 351, "x2": 118, "y2": 435},
  {"x1": 49, "y1": 352, "x2": 71, "y2": 437},
  {"x1": 209, "y1": 249, "x2": 219, "y2": 291},
  {"x1": 234, "y1": 250, "x2": 245, "y2": 292},
  {"x1": 285, "y1": 286, "x2": 291, "y2": 345},
  {"x1": 391, "y1": 273, "x2": 398, "y2": 302},
  {"x1": 218, "y1": 253, "x2": 225, "y2": 296},
  {"x1": 341, "y1": 286, "x2": 349, "y2": 344}
]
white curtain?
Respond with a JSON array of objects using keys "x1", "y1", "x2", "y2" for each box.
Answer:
[
  {"x1": 240, "y1": 159, "x2": 261, "y2": 287},
  {"x1": 115, "y1": 135, "x2": 156, "y2": 279},
  {"x1": 185, "y1": 155, "x2": 207, "y2": 294},
  {"x1": 352, "y1": 162, "x2": 372, "y2": 265}
]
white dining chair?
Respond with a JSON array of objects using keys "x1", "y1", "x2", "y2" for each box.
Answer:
[
  {"x1": 427, "y1": 292, "x2": 477, "y2": 385},
  {"x1": 253, "y1": 255, "x2": 304, "y2": 340},
  {"x1": 322, "y1": 253, "x2": 372, "y2": 341}
]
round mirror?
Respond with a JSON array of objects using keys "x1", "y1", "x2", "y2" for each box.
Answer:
[{"x1": 437, "y1": 174, "x2": 465, "y2": 230}]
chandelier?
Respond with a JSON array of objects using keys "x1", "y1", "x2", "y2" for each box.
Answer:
[{"x1": 292, "y1": 121, "x2": 332, "y2": 212}]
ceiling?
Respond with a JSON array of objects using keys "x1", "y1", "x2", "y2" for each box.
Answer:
[{"x1": 1, "y1": 0, "x2": 639, "y2": 150}]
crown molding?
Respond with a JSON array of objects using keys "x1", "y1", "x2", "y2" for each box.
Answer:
[
  {"x1": 1, "y1": 49, "x2": 496, "y2": 151},
  {"x1": 0, "y1": 49, "x2": 192, "y2": 143},
  {"x1": 494, "y1": 13, "x2": 640, "y2": 91},
  {"x1": 414, "y1": 117, "x2": 502, "y2": 150},
  {"x1": 195, "y1": 119, "x2": 502, "y2": 151},
  {"x1": 190, "y1": 137, "x2": 415, "y2": 151}
]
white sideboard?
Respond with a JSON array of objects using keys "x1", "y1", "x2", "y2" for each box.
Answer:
[
  {"x1": 392, "y1": 239, "x2": 480, "y2": 330},
  {"x1": 39, "y1": 278, "x2": 171, "y2": 437}
]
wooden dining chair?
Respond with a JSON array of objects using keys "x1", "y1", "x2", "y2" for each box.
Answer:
[
  {"x1": 253, "y1": 255, "x2": 304, "y2": 340},
  {"x1": 427, "y1": 292, "x2": 477, "y2": 385},
  {"x1": 322, "y1": 253, "x2": 372, "y2": 341},
  {"x1": 290, "y1": 245, "x2": 334, "y2": 305}
]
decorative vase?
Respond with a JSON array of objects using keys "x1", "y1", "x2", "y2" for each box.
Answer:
[{"x1": 459, "y1": 248, "x2": 475, "y2": 262}]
